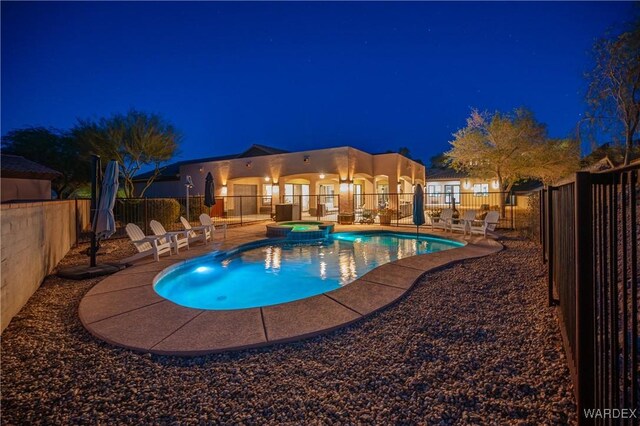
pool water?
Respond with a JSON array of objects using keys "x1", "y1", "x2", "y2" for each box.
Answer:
[
  {"x1": 279, "y1": 221, "x2": 321, "y2": 232},
  {"x1": 154, "y1": 232, "x2": 464, "y2": 310}
]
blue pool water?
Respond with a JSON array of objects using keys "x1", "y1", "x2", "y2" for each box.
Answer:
[{"x1": 154, "y1": 232, "x2": 464, "y2": 310}]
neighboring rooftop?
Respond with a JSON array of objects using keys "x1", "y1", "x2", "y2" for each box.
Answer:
[{"x1": 0, "y1": 154, "x2": 61, "y2": 180}]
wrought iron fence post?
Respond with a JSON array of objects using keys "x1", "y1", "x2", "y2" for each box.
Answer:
[
  {"x1": 510, "y1": 191, "x2": 515, "y2": 230},
  {"x1": 546, "y1": 186, "x2": 555, "y2": 307},
  {"x1": 144, "y1": 198, "x2": 149, "y2": 234},
  {"x1": 395, "y1": 192, "x2": 399, "y2": 227},
  {"x1": 539, "y1": 189, "x2": 545, "y2": 252},
  {"x1": 574, "y1": 171, "x2": 595, "y2": 425},
  {"x1": 74, "y1": 197, "x2": 79, "y2": 247}
]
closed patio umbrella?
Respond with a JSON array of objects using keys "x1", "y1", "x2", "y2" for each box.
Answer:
[
  {"x1": 413, "y1": 183, "x2": 425, "y2": 237},
  {"x1": 204, "y1": 172, "x2": 216, "y2": 208},
  {"x1": 93, "y1": 160, "x2": 119, "y2": 240},
  {"x1": 58, "y1": 157, "x2": 123, "y2": 279}
]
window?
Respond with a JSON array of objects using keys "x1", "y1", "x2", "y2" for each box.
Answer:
[
  {"x1": 427, "y1": 185, "x2": 441, "y2": 197},
  {"x1": 473, "y1": 183, "x2": 489, "y2": 196},
  {"x1": 444, "y1": 185, "x2": 460, "y2": 203},
  {"x1": 319, "y1": 185, "x2": 335, "y2": 204},
  {"x1": 354, "y1": 184, "x2": 363, "y2": 208},
  {"x1": 284, "y1": 184, "x2": 294, "y2": 204},
  {"x1": 262, "y1": 184, "x2": 273, "y2": 204},
  {"x1": 376, "y1": 184, "x2": 389, "y2": 207}
]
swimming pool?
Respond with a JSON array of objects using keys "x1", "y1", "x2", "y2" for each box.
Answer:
[{"x1": 154, "y1": 231, "x2": 464, "y2": 310}]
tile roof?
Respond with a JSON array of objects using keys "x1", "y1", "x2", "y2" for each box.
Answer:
[
  {"x1": 133, "y1": 144, "x2": 290, "y2": 182},
  {"x1": 426, "y1": 168, "x2": 468, "y2": 180},
  {"x1": 1, "y1": 154, "x2": 61, "y2": 180}
]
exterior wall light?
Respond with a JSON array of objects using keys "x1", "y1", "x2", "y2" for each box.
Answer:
[
  {"x1": 319, "y1": 173, "x2": 325, "y2": 179},
  {"x1": 303, "y1": 155, "x2": 310, "y2": 163},
  {"x1": 264, "y1": 176, "x2": 270, "y2": 182},
  {"x1": 246, "y1": 161, "x2": 252, "y2": 168},
  {"x1": 492, "y1": 179, "x2": 500, "y2": 189},
  {"x1": 220, "y1": 185, "x2": 228, "y2": 196}
]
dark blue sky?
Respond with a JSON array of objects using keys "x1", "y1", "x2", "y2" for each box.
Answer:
[{"x1": 1, "y1": 1, "x2": 633, "y2": 166}]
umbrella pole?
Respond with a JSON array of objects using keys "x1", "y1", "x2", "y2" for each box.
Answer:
[{"x1": 90, "y1": 155, "x2": 101, "y2": 267}]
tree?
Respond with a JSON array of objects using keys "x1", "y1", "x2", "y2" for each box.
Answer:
[
  {"x1": 429, "y1": 152, "x2": 449, "y2": 169},
  {"x1": 446, "y1": 109, "x2": 580, "y2": 214},
  {"x1": 1, "y1": 127, "x2": 91, "y2": 198},
  {"x1": 73, "y1": 110, "x2": 180, "y2": 197},
  {"x1": 586, "y1": 18, "x2": 640, "y2": 165}
]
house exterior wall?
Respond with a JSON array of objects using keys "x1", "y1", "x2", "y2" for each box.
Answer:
[
  {"x1": 1, "y1": 200, "x2": 78, "y2": 332},
  {"x1": 1, "y1": 177, "x2": 51, "y2": 202},
  {"x1": 425, "y1": 176, "x2": 525, "y2": 209},
  {"x1": 138, "y1": 146, "x2": 425, "y2": 215}
]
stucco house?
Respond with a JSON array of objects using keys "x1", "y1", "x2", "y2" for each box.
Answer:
[
  {"x1": 425, "y1": 167, "x2": 540, "y2": 211},
  {"x1": 134, "y1": 144, "x2": 425, "y2": 220},
  {"x1": 1, "y1": 154, "x2": 61, "y2": 202}
]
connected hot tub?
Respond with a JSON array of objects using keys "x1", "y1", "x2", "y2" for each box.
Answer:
[{"x1": 265, "y1": 221, "x2": 335, "y2": 239}]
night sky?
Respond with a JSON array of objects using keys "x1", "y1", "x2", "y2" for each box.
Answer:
[{"x1": 1, "y1": 2, "x2": 633, "y2": 167}]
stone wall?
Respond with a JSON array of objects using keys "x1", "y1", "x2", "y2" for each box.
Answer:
[{"x1": 1, "y1": 200, "x2": 78, "y2": 332}]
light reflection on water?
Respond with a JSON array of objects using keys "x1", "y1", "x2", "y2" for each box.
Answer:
[{"x1": 155, "y1": 233, "x2": 462, "y2": 310}]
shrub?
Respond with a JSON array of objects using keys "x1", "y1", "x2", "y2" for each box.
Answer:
[
  {"x1": 146, "y1": 199, "x2": 181, "y2": 230},
  {"x1": 179, "y1": 197, "x2": 209, "y2": 221}
]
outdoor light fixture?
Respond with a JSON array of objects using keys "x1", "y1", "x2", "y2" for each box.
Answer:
[
  {"x1": 246, "y1": 161, "x2": 252, "y2": 168},
  {"x1": 492, "y1": 179, "x2": 500, "y2": 189},
  {"x1": 221, "y1": 185, "x2": 228, "y2": 196},
  {"x1": 264, "y1": 176, "x2": 270, "y2": 182},
  {"x1": 319, "y1": 173, "x2": 325, "y2": 179},
  {"x1": 463, "y1": 179, "x2": 471, "y2": 189},
  {"x1": 303, "y1": 155, "x2": 310, "y2": 163},
  {"x1": 199, "y1": 167, "x2": 204, "y2": 173}
]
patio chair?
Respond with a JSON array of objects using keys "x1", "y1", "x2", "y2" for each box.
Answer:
[
  {"x1": 429, "y1": 208, "x2": 453, "y2": 232},
  {"x1": 125, "y1": 223, "x2": 172, "y2": 262},
  {"x1": 180, "y1": 216, "x2": 211, "y2": 246},
  {"x1": 449, "y1": 209, "x2": 478, "y2": 235},
  {"x1": 149, "y1": 220, "x2": 190, "y2": 254},
  {"x1": 468, "y1": 211, "x2": 500, "y2": 237},
  {"x1": 199, "y1": 213, "x2": 227, "y2": 239}
]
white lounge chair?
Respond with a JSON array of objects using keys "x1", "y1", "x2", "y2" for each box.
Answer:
[
  {"x1": 180, "y1": 216, "x2": 211, "y2": 246},
  {"x1": 125, "y1": 223, "x2": 172, "y2": 262},
  {"x1": 468, "y1": 211, "x2": 500, "y2": 237},
  {"x1": 149, "y1": 220, "x2": 190, "y2": 254},
  {"x1": 199, "y1": 213, "x2": 227, "y2": 239},
  {"x1": 430, "y1": 208, "x2": 453, "y2": 232},
  {"x1": 449, "y1": 209, "x2": 478, "y2": 235}
]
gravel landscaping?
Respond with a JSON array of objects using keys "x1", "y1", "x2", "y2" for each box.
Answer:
[{"x1": 1, "y1": 235, "x2": 576, "y2": 424}]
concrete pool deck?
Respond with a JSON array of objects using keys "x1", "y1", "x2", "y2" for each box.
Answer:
[{"x1": 79, "y1": 223, "x2": 502, "y2": 356}]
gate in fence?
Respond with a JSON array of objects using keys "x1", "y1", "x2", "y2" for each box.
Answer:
[{"x1": 542, "y1": 163, "x2": 639, "y2": 425}]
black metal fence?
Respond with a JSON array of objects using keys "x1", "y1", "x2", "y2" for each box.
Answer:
[
  {"x1": 542, "y1": 164, "x2": 639, "y2": 425},
  {"x1": 76, "y1": 190, "x2": 527, "y2": 243}
]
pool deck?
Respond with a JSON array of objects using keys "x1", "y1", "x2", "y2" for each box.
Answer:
[{"x1": 79, "y1": 224, "x2": 502, "y2": 356}]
